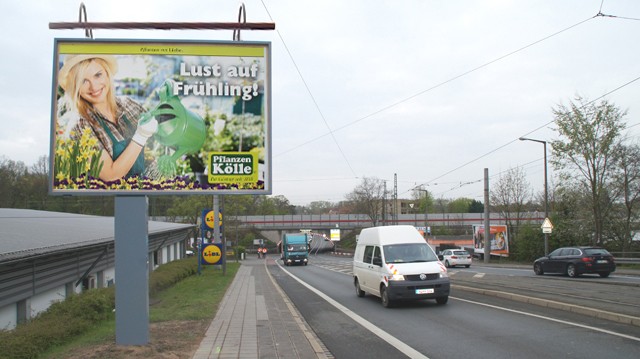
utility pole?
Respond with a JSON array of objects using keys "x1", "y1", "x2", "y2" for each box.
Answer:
[
  {"x1": 393, "y1": 173, "x2": 398, "y2": 225},
  {"x1": 483, "y1": 168, "x2": 491, "y2": 264}
]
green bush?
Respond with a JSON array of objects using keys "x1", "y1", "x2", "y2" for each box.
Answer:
[
  {"x1": 0, "y1": 287, "x2": 115, "y2": 359},
  {"x1": 0, "y1": 257, "x2": 200, "y2": 359},
  {"x1": 510, "y1": 225, "x2": 545, "y2": 262},
  {"x1": 148, "y1": 256, "x2": 198, "y2": 296},
  {"x1": 235, "y1": 245, "x2": 246, "y2": 259}
]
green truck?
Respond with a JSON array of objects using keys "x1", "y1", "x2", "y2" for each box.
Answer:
[{"x1": 280, "y1": 233, "x2": 309, "y2": 266}]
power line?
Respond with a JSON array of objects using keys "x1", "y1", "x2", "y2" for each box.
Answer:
[
  {"x1": 597, "y1": 0, "x2": 640, "y2": 20},
  {"x1": 260, "y1": 0, "x2": 357, "y2": 177},
  {"x1": 263, "y1": 2, "x2": 640, "y2": 201},
  {"x1": 274, "y1": 15, "x2": 596, "y2": 157},
  {"x1": 410, "y1": 74, "x2": 640, "y2": 192}
]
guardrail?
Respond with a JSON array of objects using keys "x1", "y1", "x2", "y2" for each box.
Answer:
[
  {"x1": 615, "y1": 258, "x2": 640, "y2": 264},
  {"x1": 611, "y1": 252, "x2": 640, "y2": 264}
]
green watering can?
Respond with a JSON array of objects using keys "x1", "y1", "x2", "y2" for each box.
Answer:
[{"x1": 146, "y1": 80, "x2": 206, "y2": 177}]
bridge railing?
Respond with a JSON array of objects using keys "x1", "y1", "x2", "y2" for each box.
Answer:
[{"x1": 233, "y1": 212, "x2": 545, "y2": 230}]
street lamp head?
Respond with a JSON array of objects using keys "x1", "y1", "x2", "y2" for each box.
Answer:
[{"x1": 519, "y1": 137, "x2": 546, "y2": 145}]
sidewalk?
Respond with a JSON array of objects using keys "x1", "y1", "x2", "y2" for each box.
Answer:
[{"x1": 192, "y1": 256, "x2": 331, "y2": 359}]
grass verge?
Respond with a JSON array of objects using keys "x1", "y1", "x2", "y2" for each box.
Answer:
[{"x1": 1, "y1": 258, "x2": 239, "y2": 359}]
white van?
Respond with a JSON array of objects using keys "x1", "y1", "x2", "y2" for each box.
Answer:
[{"x1": 353, "y1": 225, "x2": 450, "y2": 307}]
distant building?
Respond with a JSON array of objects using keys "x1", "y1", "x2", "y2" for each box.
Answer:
[{"x1": 0, "y1": 208, "x2": 194, "y2": 330}]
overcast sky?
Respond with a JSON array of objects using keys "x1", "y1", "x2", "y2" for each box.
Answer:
[{"x1": 1, "y1": 0, "x2": 639, "y2": 205}]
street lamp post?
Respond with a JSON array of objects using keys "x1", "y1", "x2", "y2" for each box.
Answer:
[{"x1": 519, "y1": 137, "x2": 549, "y2": 255}]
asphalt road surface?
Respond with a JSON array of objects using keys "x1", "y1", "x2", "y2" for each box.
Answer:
[{"x1": 268, "y1": 254, "x2": 640, "y2": 359}]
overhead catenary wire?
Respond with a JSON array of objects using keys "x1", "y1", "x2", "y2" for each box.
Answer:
[
  {"x1": 410, "y1": 74, "x2": 640, "y2": 193},
  {"x1": 259, "y1": 0, "x2": 357, "y2": 177},
  {"x1": 273, "y1": 14, "x2": 597, "y2": 158},
  {"x1": 263, "y1": 1, "x2": 640, "y2": 199}
]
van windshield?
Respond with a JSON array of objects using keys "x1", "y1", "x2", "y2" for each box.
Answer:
[{"x1": 383, "y1": 243, "x2": 438, "y2": 264}]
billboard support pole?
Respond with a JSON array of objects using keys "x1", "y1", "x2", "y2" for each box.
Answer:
[
  {"x1": 114, "y1": 196, "x2": 149, "y2": 345},
  {"x1": 483, "y1": 169, "x2": 491, "y2": 264}
]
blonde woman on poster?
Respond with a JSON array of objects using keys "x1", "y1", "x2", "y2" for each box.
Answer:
[{"x1": 58, "y1": 54, "x2": 157, "y2": 181}]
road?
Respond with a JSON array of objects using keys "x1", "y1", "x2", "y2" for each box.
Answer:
[{"x1": 268, "y1": 253, "x2": 640, "y2": 359}]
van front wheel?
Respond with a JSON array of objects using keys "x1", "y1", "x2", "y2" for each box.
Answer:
[
  {"x1": 354, "y1": 279, "x2": 365, "y2": 297},
  {"x1": 436, "y1": 296, "x2": 448, "y2": 305},
  {"x1": 381, "y1": 286, "x2": 394, "y2": 308}
]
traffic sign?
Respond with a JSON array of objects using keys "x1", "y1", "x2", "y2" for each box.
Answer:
[{"x1": 541, "y1": 218, "x2": 553, "y2": 234}]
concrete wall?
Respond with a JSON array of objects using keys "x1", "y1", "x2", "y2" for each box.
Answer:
[
  {"x1": 0, "y1": 302, "x2": 16, "y2": 330},
  {"x1": 0, "y1": 240, "x2": 187, "y2": 330}
]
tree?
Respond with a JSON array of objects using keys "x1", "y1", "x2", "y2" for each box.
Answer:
[
  {"x1": 550, "y1": 186, "x2": 593, "y2": 247},
  {"x1": 469, "y1": 199, "x2": 484, "y2": 213},
  {"x1": 165, "y1": 195, "x2": 212, "y2": 223},
  {"x1": 346, "y1": 177, "x2": 385, "y2": 226},
  {"x1": 0, "y1": 156, "x2": 28, "y2": 208},
  {"x1": 269, "y1": 195, "x2": 295, "y2": 215},
  {"x1": 26, "y1": 156, "x2": 49, "y2": 210},
  {"x1": 550, "y1": 96, "x2": 626, "y2": 246},
  {"x1": 609, "y1": 143, "x2": 640, "y2": 253},
  {"x1": 307, "y1": 200, "x2": 336, "y2": 214},
  {"x1": 435, "y1": 197, "x2": 449, "y2": 214},
  {"x1": 411, "y1": 188, "x2": 434, "y2": 214},
  {"x1": 448, "y1": 198, "x2": 473, "y2": 213},
  {"x1": 490, "y1": 167, "x2": 532, "y2": 239}
]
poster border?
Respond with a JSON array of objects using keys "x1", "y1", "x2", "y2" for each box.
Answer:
[{"x1": 48, "y1": 38, "x2": 272, "y2": 196}]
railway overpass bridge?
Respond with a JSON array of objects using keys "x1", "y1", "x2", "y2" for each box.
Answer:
[
  {"x1": 232, "y1": 212, "x2": 544, "y2": 246},
  {"x1": 234, "y1": 212, "x2": 544, "y2": 231}
]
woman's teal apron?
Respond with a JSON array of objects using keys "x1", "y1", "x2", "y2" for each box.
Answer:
[{"x1": 98, "y1": 116, "x2": 144, "y2": 177}]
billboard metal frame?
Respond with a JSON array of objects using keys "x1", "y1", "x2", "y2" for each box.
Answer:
[{"x1": 49, "y1": 38, "x2": 272, "y2": 196}]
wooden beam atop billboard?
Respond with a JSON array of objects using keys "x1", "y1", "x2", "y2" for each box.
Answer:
[{"x1": 49, "y1": 21, "x2": 275, "y2": 31}]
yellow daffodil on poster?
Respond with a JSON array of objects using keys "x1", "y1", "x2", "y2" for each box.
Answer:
[{"x1": 53, "y1": 128, "x2": 103, "y2": 188}]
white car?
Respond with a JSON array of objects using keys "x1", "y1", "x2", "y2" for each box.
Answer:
[{"x1": 441, "y1": 249, "x2": 472, "y2": 268}]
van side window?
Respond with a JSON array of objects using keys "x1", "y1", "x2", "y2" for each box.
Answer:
[
  {"x1": 363, "y1": 246, "x2": 374, "y2": 264},
  {"x1": 373, "y1": 246, "x2": 382, "y2": 265}
]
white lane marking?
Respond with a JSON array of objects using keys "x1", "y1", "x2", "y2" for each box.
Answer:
[
  {"x1": 311, "y1": 261, "x2": 640, "y2": 343},
  {"x1": 473, "y1": 273, "x2": 485, "y2": 278},
  {"x1": 452, "y1": 297, "x2": 640, "y2": 343},
  {"x1": 277, "y1": 261, "x2": 429, "y2": 359}
]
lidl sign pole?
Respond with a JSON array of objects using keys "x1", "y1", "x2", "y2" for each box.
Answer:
[{"x1": 199, "y1": 208, "x2": 223, "y2": 274}]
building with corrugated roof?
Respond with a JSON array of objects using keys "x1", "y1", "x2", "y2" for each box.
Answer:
[{"x1": 0, "y1": 208, "x2": 194, "y2": 330}]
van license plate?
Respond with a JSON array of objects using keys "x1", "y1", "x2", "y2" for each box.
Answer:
[{"x1": 416, "y1": 289, "x2": 434, "y2": 294}]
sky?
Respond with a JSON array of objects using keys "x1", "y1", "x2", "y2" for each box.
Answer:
[{"x1": 1, "y1": 0, "x2": 639, "y2": 206}]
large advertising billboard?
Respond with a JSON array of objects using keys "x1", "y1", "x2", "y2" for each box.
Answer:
[
  {"x1": 472, "y1": 224, "x2": 509, "y2": 257},
  {"x1": 49, "y1": 39, "x2": 271, "y2": 195}
]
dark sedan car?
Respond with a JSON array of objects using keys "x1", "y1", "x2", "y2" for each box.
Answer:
[{"x1": 533, "y1": 246, "x2": 616, "y2": 278}]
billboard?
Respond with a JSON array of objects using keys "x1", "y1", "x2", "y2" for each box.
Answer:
[
  {"x1": 472, "y1": 224, "x2": 509, "y2": 257},
  {"x1": 49, "y1": 39, "x2": 271, "y2": 195}
]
